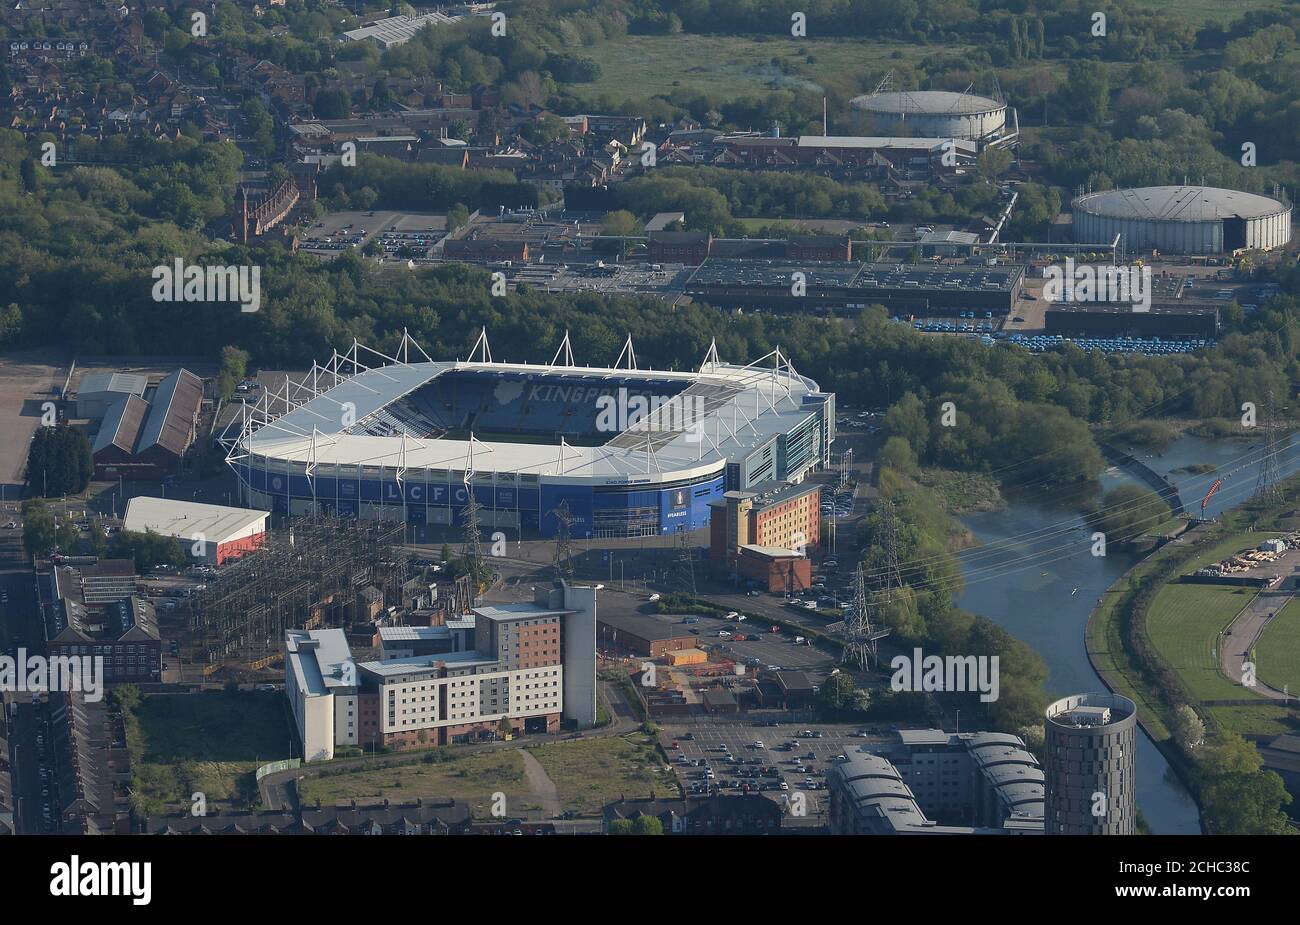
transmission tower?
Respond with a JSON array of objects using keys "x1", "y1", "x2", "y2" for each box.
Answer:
[
  {"x1": 460, "y1": 495, "x2": 484, "y2": 603},
  {"x1": 842, "y1": 563, "x2": 890, "y2": 669},
  {"x1": 1255, "y1": 390, "x2": 1282, "y2": 503},
  {"x1": 550, "y1": 500, "x2": 574, "y2": 583},
  {"x1": 878, "y1": 497, "x2": 903, "y2": 596},
  {"x1": 668, "y1": 525, "x2": 697, "y2": 598}
]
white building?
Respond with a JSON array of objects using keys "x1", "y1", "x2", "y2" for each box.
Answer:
[
  {"x1": 285, "y1": 628, "x2": 359, "y2": 762},
  {"x1": 283, "y1": 584, "x2": 597, "y2": 761},
  {"x1": 123, "y1": 497, "x2": 269, "y2": 565}
]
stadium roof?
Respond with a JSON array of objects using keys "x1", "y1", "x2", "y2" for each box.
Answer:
[
  {"x1": 235, "y1": 344, "x2": 828, "y2": 488},
  {"x1": 123, "y1": 496, "x2": 268, "y2": 545}
]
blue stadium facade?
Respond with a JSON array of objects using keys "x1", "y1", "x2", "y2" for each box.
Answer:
[{"x1": 228, "y1": 344, "x2": 833, "y2": 539}]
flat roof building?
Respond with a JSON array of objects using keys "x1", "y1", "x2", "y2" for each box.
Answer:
[
  {"x1": 827, "y1": 729, "x2": 1044, "y2": 835},
  {"x1": 286, "y1": 585, "x2": 597, "y2": 760},
  {"x1": 123, "y1": 497, "x2": 269, "y2": 565},
  {"x1": 596, "y1": 612, "x2": 698, "y2": 658}
]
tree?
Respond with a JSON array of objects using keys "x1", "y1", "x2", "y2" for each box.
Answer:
[
  {"x1": 26, "y1": 424, "x2": 93, "y2": 497},
  {"x1": 110, "y1": 529, "x2": 186, "y2": 574},
  {"x1": 217, "y1": 345, "x2": 251, "y2": 400},
  {"x1": 0, "y1": 302, "x2": 22, "y2": 347},
  {"x1": 631, "y1": 815, "x2": 664, "y2": 835},
  {"x1": 608, "y1": 818, "x2": 634, "y2": 835},
  {"x1": 817, "y1": 671, "x2": 857, "y2": 714},
  {"x1": 1069, "y1": 61, "x2": 1110, "y2": 125},
  {"x1": 1095, "y1": 484, "x2": 1167, "y2": 543},
  {"x1": 20, "y1": 157, "x2": 37, "y2": 193},
  {"x1": 878, "y1": 436, "x2": 918, "y2": 475},
  {"x1": 21, "y1": 499, "x2": 57, "y2": 558},
  {"x1": 1197, "y1": 732, "x2": 1294, "y2": 834},
  {"x1": 313, "y1": 89, "x2": 352, "y2": 120},
  {"x1": 1170, "y1": 704, "x2": 1204, "y2": 753}
]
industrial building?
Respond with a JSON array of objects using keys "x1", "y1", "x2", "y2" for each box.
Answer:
[
  {"x1": 75, "y1": 372, "x2": 147, "y2": 419},
  {"x1": 1044, "y1": 693, "x2": 1137, "y2": 835},
  {"x1": 285, "y1": 585, "x2": 598, "y2": 761},
  {"x1": 1071, "y1": 186, "x2": 1292, "y2": 254},
  {"x1": 1044, "y1": 304, "x2": 1219, "y2": 341},
  {"x1": 596, "y1": 612, "x2": 698, "y2": 658},
  {"x1": 684, "y1": 260, "x2": 1023, "y2": 315},
  {"x1": 90, "y1": 368, "x2": 204, "y2": 479},
  {"x1": 341, "y1": 10, "x2": 461, "y2": 48},
  {"x1": 849, "y1": 88, "x2": 1014, "y2": 144},
  {"x1": 826, "y1": 729, "x2": 1045, "y2": 835},
  {"x1": 122, "y1": 497, "x2": 269, "y2": 566}
]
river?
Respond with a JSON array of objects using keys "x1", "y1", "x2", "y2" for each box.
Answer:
[{"x1": 955, "y1": 431, "x2": 1300, "y2": 835}]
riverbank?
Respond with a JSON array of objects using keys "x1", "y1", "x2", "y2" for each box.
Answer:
[{"x1": 1084, "y1": 477, "x2": 1300, "y2": 828}]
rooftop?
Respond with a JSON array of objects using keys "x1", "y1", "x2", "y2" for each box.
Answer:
[
  {"x1": 123, "y1": 496, "x2": 268, "y2": 544},
  {"x1": 1074, "y1": 186, "x2": 1289, "y2": 222}
]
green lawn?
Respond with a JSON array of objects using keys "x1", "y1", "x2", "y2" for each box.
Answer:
[
  {"x1": 575, "y1": 34, "x2": 965, "y2": 104},
  {"x1": 1257, "y1": 597, "x2": 1300, "y2": 698},
  {"x1": 128, "y1": 691, "x2": 295, "y2": 810},
  {"x1": 1146, "y1": 583, "x2": 1253, "y2": 702},
  {"x1": 528, "y1": 732, "x2": 679, "y2": 815},
  {"x1": 298, "y1": 750, "x2": 537, "y2": 817}
]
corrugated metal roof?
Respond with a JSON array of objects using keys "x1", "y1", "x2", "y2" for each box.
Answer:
[
  {"x1": 92, "y1": 394, "x2": 148, "y2": 454},
  {"x1": 137, "y1": 368, "x2": 203, "y2": 456}
]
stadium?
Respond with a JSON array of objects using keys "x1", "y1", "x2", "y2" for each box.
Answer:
[{"x1": 223, "y1": 332, "x2": 835, "y2": 539}]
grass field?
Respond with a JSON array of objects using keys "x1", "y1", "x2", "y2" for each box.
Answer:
[
  {"x1": 1145, "y1": 582, "x2": 1252, "y2": 702},
  {"x1": 1257, "y1": 597, "x2": 1300, "y2": 697},
  {"x1": 1087, "y1": 527, "x2": 1298, "y2": 742},
  {"x1": 527, "y1": 732, "x2": 678, "y2": 815},
  {"x1": 294, "y1": 733, "x2": 677, "y2": 818},
  {"x1": 128, "y1": 691, "x2": 295, "y2": 810},
  {"x1": 575, "y1": 34, "x2": 964, "y2": 104},
  {"x1": 298, "y1": 750, "x2": 538, "y2": 816}
]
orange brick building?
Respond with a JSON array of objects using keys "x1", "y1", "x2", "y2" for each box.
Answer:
[{"x1": 709, "y1": 481, "x2": 821, "y2": 588}]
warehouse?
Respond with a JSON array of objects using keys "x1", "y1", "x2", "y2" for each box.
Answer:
[
  {"x1": 684, "y1": 259, "x2": 1023, "y2": 315},
  {"x1": 596, "y1": 613, "x2": 697, "y2": 658},
  {"x1": 1072, "y1": 186, "x2": 1292, "y2": 254},
  {"x1": 92, "y1": 368, "x2": 204, "y2": 480},
  {"x1": 1044, "y1": 304, "x2": 1219, "y2": 340},
  {"x1": 123, "y1": 496, "x2": 269, "y2": 565},
  {"x1": 75, "y1": 372, "x2": 147, "y2": 419}
]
